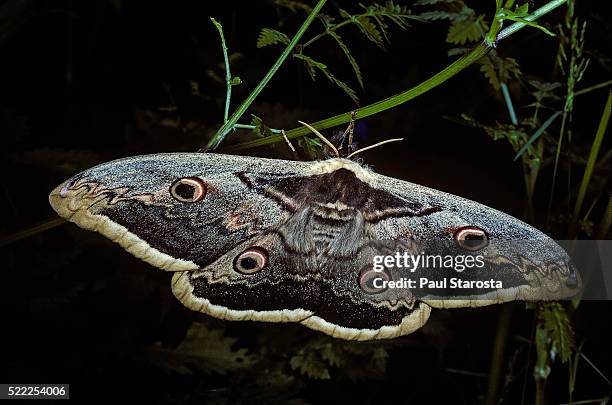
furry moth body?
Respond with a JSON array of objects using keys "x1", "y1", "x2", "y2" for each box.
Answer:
[{"x1": 49, "y1": 153, "x2": 580, "y2": 340}]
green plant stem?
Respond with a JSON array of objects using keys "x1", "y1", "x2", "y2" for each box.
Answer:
[
  {"x1": 444, "y1": 368, "x2": 489, "y2": 378},
  {"x1": 568, "y1": 90, "x2": 611, "y2": 237},
  {"x1": 204, "y1": 0, "x2": 327, "y2": 150},
  {"x1": 211, "y1": 18, "x2": 232, "y2": 123},
  {"x1": 514, "y1": 110, "x2": 562, "y2": 161},
  {"x1": 575, "y1": 79, "x2": 612, "y2": 97},
  {"x1": 228, "y1": 44, "x2": 488, "y2": 151},
  {"x1": 501, "y1": 83, "x2": 518, "y2": 125},
  {"x1": 0, "y1": 217, "x2": 66, "y2": 247},
  {"x1": 302, "y1": 19, "x2": 353, "y2": 48},
  {"x1": 485, "y1": 304, "x2": 513, "y2": 405},
  {"x1": 496, "y1": 0, "x2": 566, "y2": 41},
  {"x1": 234, "y1": 123, "x2": 283, "y2": 134},
  {"x1": 548, "y1": 110, "x2": 569, "y2": 221},
  {"x1": 521, "y1": 149, "x2": 540, "y2": 224},
  {"x1": 547, "y1": 0, "x2": 585, "y2": 226},
  {"x1": 561, "y1": 399, "x2": 612, "y2": 405},
  {"x1": 593, "y1": 194, "x2": 611, "y2": 240},
  {"x1": 226, "y1": 0, "x2": 567, "y2": 152}
]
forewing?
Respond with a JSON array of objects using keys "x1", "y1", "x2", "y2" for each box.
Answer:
[
  {"x1": 49, "y1": 153, "x2": 312, "y2": 271},
  {"x1": 367, "y1": 172, "x2": 581, "y2": 306}
]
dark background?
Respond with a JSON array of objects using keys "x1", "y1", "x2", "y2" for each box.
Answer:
[{"x1": 1, "y1": 0, "x2": 610, "y2": 403}]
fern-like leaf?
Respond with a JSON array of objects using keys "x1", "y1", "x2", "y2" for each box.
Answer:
[
  {"x1": 478, "y1": 54, "x2": 522, "y2": 90},
  {"x1": 294, "y1": 53, "x2": 359, "y2": 103},
  {"x1": 327, "y1": 31, "x2": 364, "y2": 88},
  {"x1": 446, "y1": 15, "x2": 486, "y2": 44},
  {"x1": 145, "y1": 322, "x2": 255, "y2": 375},
  {"x1": 365, "y1": 1, "x2": 420, "y2": 30},
  {"x1": 257, "y1": 28, "x2": 290, "y2": 48},
  {"x1": 355, "y1": 15, "x2": 385, "y2": 48},
  {"x1": 419, "y1": 10, "x2": 466, "y2": 21},
  {"x1": 290, "y1": 351, "x2": 331, "y2": 379},
  {"x1": 479, "y1": 58, "x2": 500, "y2": 90}
]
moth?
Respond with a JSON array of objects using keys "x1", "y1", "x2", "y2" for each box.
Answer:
[{"x1": 49, "y1": 151, "x2": 580, "y2": 340}]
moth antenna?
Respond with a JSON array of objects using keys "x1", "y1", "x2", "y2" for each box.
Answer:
[
  {"x1": 297, "y1": 120, "x2": 340, "y2": 158},
  {"x1": 281, "y1": 129, "x2": 296, "y2": 153},
  {"x1": 346, "y1": 138, "x2": 404, "y2": 159}
]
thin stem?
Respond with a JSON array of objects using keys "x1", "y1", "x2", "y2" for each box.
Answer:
[
  {"x1": 228, "y1": 44, "x2": 488, "y2": 151},
  {"x1": 560, "y1": 399, "x2": 612, "y2": 405},
  {"x1": 521, "y1": 156, "x2": 536, "y2": 224},
  {"x1": 204, "y1": 0, "x2": 327, "y2": 150},
  {"x1": 303, "y1": 19, "x2": 352, "y2": 48},
  {"x1": 496, "y1": 0, "x2": 566, "y2": 41},
  {"x1": 575, "y1": 79, "x2": 612, "y2": 97},
  {"x1": 211, "y1": 18, "x2": 232, "y2": 123},
  {"x1": 0, "y1": 217, "x2": 66, "y2": 247},
  {"x1": 485, "y1": 304, "x2": 513, "y2": 405},
  {"x1": 568, "y1": 90, "x2": 611, "y2": 237},
  {"x1": 501, "y1": 83, "x2": 518, "y2": 125},
  {"x1": 234, "y1": 123, "x2": 283, "y2": 134},
  {"x1": 547, "y1": 101, "x2": 569, "y2": 224},
  {"x1": 226, "y1": 0, "x2": 567, "y2": 152}
]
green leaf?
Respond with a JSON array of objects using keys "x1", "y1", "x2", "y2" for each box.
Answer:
[
  {"x1": 479, "y1": 57, "x2": 500, "y2": 90},
  {"x1": 230, "y1": 76, "x2": 242, "y2": 86},
  {"x1": 320, "y1": 343, "x2": 343, "y2": 367},
  {"x1": 354, "y1": 15, "x2": 385, "y2": 48},
  {"x1": 145, "y1": 322, "x2": 255, "y2": 375},
  {"x1": 295, "y1": 53, "x2": 326, "y2": 80},
  {"x1": 529, "y1": 80, "x2": 562, "y2": 101},
  {"x1": 570, "y1": 90, "x2": 611, "y2": 236},
  {"x1": 250, "y1": 114, "x2": 273, "y2": 137},
  {"x1": 257, "y1": 28, "x2": 291, "y2": 48},
  {"x1": 297, "y1": 136, "x2": 324, "y2": 159},
  {"x1": 363, "y1": 1, "x2": 420, "y2": 30},
  {"x1": 294, "y1": 53, "x2": 359, "y2": 103},
  {"x1": 327, "y1": 30, "x2": 364, "y2": 88},
  {"x1": 501, "y1": 15, "x2": 555, "y2": 36},
  {"x1": 515, "y1": 2, "x2": 529, "y2": 16},
  {"x1": 514, "y1": 111, "x2": 562, "y2": 161},
  {"x1": 478, "y1": 54, "x2": 521, "y2": 90},
  {"x1": 539, "y1": 303, "x2": 575, "y2": 363},
  {"x1": 336, "y1": 2, "x2": 418, "y2": 50},
  {"x1": 446, "y1": 15, "x2": 486, "y2": 45},
  {"x1": 419, "y1": 11, "x2": 465, "y2": 21},
  {"x1": 290, "y1": 351, "x2": 331, "y2": 379}
]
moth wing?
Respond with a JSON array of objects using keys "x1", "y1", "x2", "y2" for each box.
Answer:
[
  {"x1": 171, "y1": 230, "x2": 321, "y2": 324},
  {"x1": 49, "y1": 153, "x2": 313, "y2": 271},
  {"x1": 310, "y1": 240, "x2": 431, "y2": 340},
  {"x1": 366, "y1": 172, "x2": 581, "y2": 307}
]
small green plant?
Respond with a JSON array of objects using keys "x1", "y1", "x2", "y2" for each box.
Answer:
[{"x1": 258, "y1": 1, "x2": 421, "y2": 104}]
